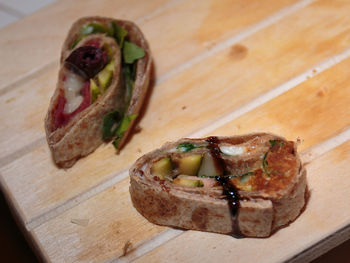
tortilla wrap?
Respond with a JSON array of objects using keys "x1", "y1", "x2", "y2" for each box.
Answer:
[
  {"x1": 45, "y1": 17, "x2": 152, "y2": 168},
  {"x1": 129, "y1": 133, "x2": 307, "y2": 237}
]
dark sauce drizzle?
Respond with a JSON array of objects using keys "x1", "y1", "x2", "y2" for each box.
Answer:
[{"x1": 206, "y1": 136, "x2": 242, "y2": 237}]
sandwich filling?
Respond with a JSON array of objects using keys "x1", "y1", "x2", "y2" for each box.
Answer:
[
  {"x1": 52, "y1": 21, "x2": 145, "y2": 149},
  {"x1": 149, "y1": 137, "x2": 298, "y2": 194}
]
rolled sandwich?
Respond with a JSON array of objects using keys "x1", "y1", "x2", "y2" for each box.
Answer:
[
  {"x1": 45, "y1": 17, "x2": 152, "y2": 168},
  {"x1": 130, "y1": 133, "x2": 307, "y2": 237}
]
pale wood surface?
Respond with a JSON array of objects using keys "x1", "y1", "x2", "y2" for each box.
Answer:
[{"x1": 0, "y1": 0, "x2": 349, "y2": 262}]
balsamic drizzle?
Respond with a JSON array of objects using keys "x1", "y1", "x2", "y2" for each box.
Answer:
[
  {"x1": 214, "y1": 176, "x2": 239, "y2": 216},
  {"x1": 206, "y1": 136, "x2": 242, "y2": 236}
]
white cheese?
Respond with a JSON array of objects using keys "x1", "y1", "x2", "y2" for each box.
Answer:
[
  {"x1": 63, "y1": 73, "x2": 84, "y2": 114},
  {"x1": 219, "y1": 145, "x2": 246, "y2": 156}
]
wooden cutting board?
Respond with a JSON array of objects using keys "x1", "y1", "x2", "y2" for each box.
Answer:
[{"x1": 1, "y1": 0, "x2": 350, "y2": 262}]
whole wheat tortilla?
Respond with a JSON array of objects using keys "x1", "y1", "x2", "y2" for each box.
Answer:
[
  {"x1": 129, "y1": 133, "x2": 307, "y2": 237},
  {"x1": 45, "y1": 17, "x2": 152, "y2": 168}
]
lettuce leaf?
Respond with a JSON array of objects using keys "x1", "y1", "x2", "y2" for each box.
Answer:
[
  {"x1": 102, "y1": 111, "x2": 121, "y2": 140},
  {"x1": 111, "y1": 22, "x2": 127, "y2": 48},
  {"x1": 123, "y1": 41, "x2": 145, "y2": 64},
  {"x1": 112, "y1": 114, "x2": 138, "y2": 149}
]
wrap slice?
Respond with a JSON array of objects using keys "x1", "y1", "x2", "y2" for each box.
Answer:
[
  {"x1": 129, "y1": 133, "x2": 308, "y2": 237},
  {"x1": 45, "y1": 17, "x2": 152, "y2": 168}
]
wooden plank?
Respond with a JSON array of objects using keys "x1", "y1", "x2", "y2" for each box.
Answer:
[
  {"x1": 0, "y1": 64, "x2": 57, "y2": 162},
  {"x1": 31, "y1": 179, "x2": 167, "y2": 263},
  {"x1": 0, "y1": 0, "x2": 297, "y2": 91},
  {"x1": 0, "y1": 0, "x2": 172, "y2": 91},
  {"x1": 133, "y1": 140, "x2": 350, "y2": 263},
  {"x1": 211, "y1": 54, "x2": 350, "y2": 152},
  {"x1": 2, "y1": 0, "x2": 350, "y2": 227},
  {"x1": 30, "y1": 51, "x2": 350, "y2": 262},
  {"x1": 141, "y1": 0, "x2": 298, "y2": 76},
  {"x1": 0, "y1": 0, "x2": 299, "y2": 162}
]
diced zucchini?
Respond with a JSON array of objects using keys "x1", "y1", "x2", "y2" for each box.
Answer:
[
  {"x1": 152, "y1": 157, "x2": 172, "y2": 179},
  {"x1": 90, "y1": 79, "x2": 100, "y2": 103},
  {"x1": 177, "y1": 155, "x2": 202, "y2": 176},
  {"x1": 173, "y1": 178, "x2": 204, "y2": 187},
  {"x1": 97, "y1": 60, "x2": 115, "y2": 92}
]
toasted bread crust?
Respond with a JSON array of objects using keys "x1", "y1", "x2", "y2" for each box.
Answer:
[
  {"x1": 129, "y1": 133, "x2": 307, "y2": 237},
  {"x1": 45, "y1": 17, "x2": 152, "y2": 168}
]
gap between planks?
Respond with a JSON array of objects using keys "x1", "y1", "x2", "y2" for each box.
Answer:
[
  {"x1": 104, "y1": 127, "x2": 350, "y2": 263},
  {"x1": 0, "y1": 0, "x2": 184, "y2": 95},
  {"x1": 1, "y1": 0, "x2": 322, "y2": 228},
  {"x1": 24, "y1": 43, "x2": 350, "y2": 230},
  {"x1": 0, "y1": 0, "x2": 313, "y2": 97},
  {"x1": 0, "y1": 0, "x2": 317, "y2": 167},
  {"x1": 287, "y1": 223, "x2": 350, "y2": 262}
]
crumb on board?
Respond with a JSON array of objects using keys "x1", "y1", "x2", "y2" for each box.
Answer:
[
  {"x1": 71, "y1": 218, "x2": 89, "y2": 226},
  {"x1": 122, "y1": 240, "x2": 133, "y2": 256}
]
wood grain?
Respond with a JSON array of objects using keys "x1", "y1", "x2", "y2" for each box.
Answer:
[
  {"x1": 133, "y1": 140, "x2": 350, "y2": 263},
  {"x1": 29, "y1": 44, "x2": 350, "y2": 262},
  {"x1": 0, "y1": 0, "x2": 297, "y2": 92},
  {"x1": 0, "y1": 0, "x2": 350, "y2": 262},
  {"x1": 31, "y1": 179, "x2": 166, "y2": 262},
  {"x1": 0, "y1": 0, "x2": 172, "y2": 91},
  {"x1": 2, "y1": 0, "x2": 350, "y2": 226}
]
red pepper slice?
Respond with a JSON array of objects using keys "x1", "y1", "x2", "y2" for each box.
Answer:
[{"x1": 54, "y1": 81, "x2": 91, "y2": 129}]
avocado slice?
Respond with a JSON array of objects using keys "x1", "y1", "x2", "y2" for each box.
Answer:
[
  {"x1": 152, "y1": 157, "x2": 172, "y2": 179},
  {"x1": 97, "y1": 60, "x2": 115, "y2": 91},
  {"x1": 177, "y1": 155, "x2": 202, "y2": 176},
  {"x1": 173, "y1": 177, "x2": 204, "y2": 187},
  {"x1": 197, "y1": 152, "x2": 224, "y2": 177},
  {"x1": 90, "y1": 79, "x2": 100, "y2": 103}
]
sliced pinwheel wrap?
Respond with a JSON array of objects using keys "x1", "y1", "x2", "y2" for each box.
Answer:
[
  {"x1": 129, "y1": 133, "x2": 307, "y2": 237},
  {"x1": 45, "y1": 17, "x2": 152, "y2": 168}
]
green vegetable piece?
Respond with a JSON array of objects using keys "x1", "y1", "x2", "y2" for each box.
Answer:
[
  {"x1": 102, "y1": 111, "x2": 121, "y2": 140},
  {"x1": 269, "y1": 140, "x2": 277, "y2": 147},
  {"x1": 117, "y1": 114, "x2": 137, "y2": 136},
  {"x1": 228, "y1": 172, "x2": 254, "y2": 179},
  {"x1": 81, "y1": 23, "x2": 113, "y2": 36},
  {"x1": 269, "y1": 139, "x2": 284, "y2": 147},
  {"x1": 176, "y1": 143, "x2": 206, "y2": 152},
  {"x1": 98, "y1": 69, "x2": 113, "y2": 91},
  {"x1": 262, "y1": 151, "x2": 270, "y2": 176},
  {"x1": 122, "y1": 64, "x2": 135, "y2": 104},
  {"x1": 71, "y1": 35, "x2": 85, "y2": 49},
  {"x1": 71, "y1": 22, "x2": 113, "y2": 49},
  {"x1": 105, "y1": 59, "x2": 115, "y2": 72},
  {"x1": 177, "y1": 155, "x2": 203, "y2": 176},
  {"x1": 112, "y1": 114, "x2": 138, "y2": 149},
  {"x1": 97, "y1": 60, "x2": 115, "y2": 91},
  {"x1": 123, "y1": 41, "x2": 145, "y2": 64},
  {"x1": 111, "y1": 22, "x2": 127, "y2": 48},
  {"x1": 152, "y1": 157, "x2": 172, "y2": 179},
  {"x1": 173, "y1": 178, "x2": 204, "y2": 187},
  {"x1": 90, "y1": 79, "x2": 100, "y2": 103},
  {"x1": 199, "y1": 172, "x2": 253, "y2": 179},
  {"x1": 177, "y1": 143, "x2": 196, "y2": 152},
  {"x1": 198, "y1": 174, "x2": 219, "y2": 178}
]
